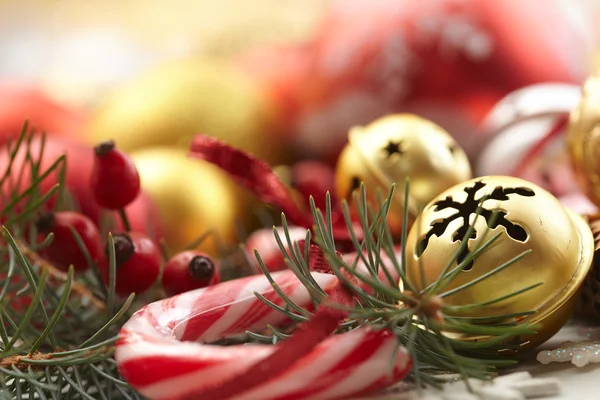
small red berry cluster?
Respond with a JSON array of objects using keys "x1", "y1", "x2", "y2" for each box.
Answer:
[{"x1": 35, "y1": 140, "x2": 220, "y2": 297}]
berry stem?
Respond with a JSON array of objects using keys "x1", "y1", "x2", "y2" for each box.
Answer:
[
  {"x1": 159, "y1": 238, "x2": 171, "y2": 262},
  {"x1": 118, "y1": 208, "x2": 131, "y2": 232},
  {"x1": 94, "y1": 140, "x2": 115, "y2": 156}
]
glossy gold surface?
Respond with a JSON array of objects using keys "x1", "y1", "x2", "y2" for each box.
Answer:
[
  {"x1": 567, "y1": 72, "x2": 600, "y2": 207},
  {"x1": 402, "y1": 176, "x2": 594, "y2": 350},
  {"x1": 335, "y1": 114, "x2": 472, "y2": 234},
  {"x1": 86, "y1": 58, "x2": 286, "y2": 164},
  {"x1": 130, "y1": 147, "x2": 247, "y2": 254}
]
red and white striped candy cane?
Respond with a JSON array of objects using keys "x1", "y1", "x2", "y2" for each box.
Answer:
[{"x1": 116, "y1": 269, "x2": 410, "y2": 400}]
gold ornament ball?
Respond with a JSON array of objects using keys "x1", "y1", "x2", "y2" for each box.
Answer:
[
  {"x1": 403, "y1": 176, "x2": 594, "y2": 351},
  {"x1": 567, "y1": 72, "x2": 600, "y2": 207},
  {"x1": 130, "y1": 147, "x2": 246, "y2": 255},
  {"x1": 335, "y1": 114, "x2": 472, "y2": 235},
  {"x1": 86, "y1": 58, "x2": 286, "y2": 165}
]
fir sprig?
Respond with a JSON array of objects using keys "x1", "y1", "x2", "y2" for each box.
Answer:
[
  {"x1": 0, "y1": 126, "x2": 138, "y2": 399},
  {"x1": 248, "y1": 180, "x2": 541, "y2": 389}
]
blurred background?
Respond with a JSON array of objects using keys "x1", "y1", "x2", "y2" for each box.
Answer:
[{"x1": 1, "y1": 0, "x2": 599, "y2": 259}]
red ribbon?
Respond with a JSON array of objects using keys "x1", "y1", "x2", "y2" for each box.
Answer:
[{"x1": 189, "y1": 135, "x2": 363, "y2": 244}]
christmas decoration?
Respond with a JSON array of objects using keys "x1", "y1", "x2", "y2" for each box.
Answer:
[
  {"x1": 579, "y1": 216, "x2": 600, "y2": 319},
  {"x1": 476, "y1": 83, "x2": 583, "y2": 199},
  {"x1": 35, "y1": 211, "x2": 102, "y2": 272},
  {"x1": 242, "y1": 0, "x2": 594, "y2": 161},
  {"x1": 116, "y1": 269, "x2": 410, "y2": 400},
  {"x1": 0, "y1": 124, "x2": 586, "y2": 399},
  {"x1": 0, "y1": 129, "x2": 141, "y2": 399},
  {"x1": 91, "y1": 140, "x2": 141, "y2": 211},
  {"x1": 85, "y1": 58, "x2": 287, "y2": 165},
  {"x1": 129, "y1": 147, "x2": 246, "y2": 255},
  {"x1": 290, "y1": 160, "x2": 336, "y2": 210},
  {"x1": 403, "y1": 176, "x2": 594, "y2": 350},
  {"x1": 335, "y1": 114, "x2": 472, "y2": 235},
  {"x1": 0, "y1": 133, "x2": 102, "y2": 222},
  {"x1": 99, "y1": 231, "x2": 161, "y2": 296},
  {"x1": 0, "y1": 132, "x2": 157, "y2": 232},
  {"x1": 188, "y1": 133, "x2": 361, "y2": 249},
  {"x1": 0, "y1": 83, "x2": 87, "y2": 143},
  {"x1": 161, "y1": 250, "x2": 220, "y2": 296},
  {"x1": 537, "y1": 340, "x2": 600, "y2": 368},
  {"x1": 567, "y1": 71, "x2": 600, "y2": 208}
]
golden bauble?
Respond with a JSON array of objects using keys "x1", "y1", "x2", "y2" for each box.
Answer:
[
  {"x1": 86, "y1": 58, "x2": 286, "y2": 165},
  {"x1": 335, "y1": 114, "x2": 472, "y2": 234},
  {"x1": 403, "y1": 176, "x2": 594, "y2": 351},
  {"x1": 130, "y1": 147, "x2": 246, "y2": 255},
  {"x1": 567, "y1": 72, "x2": 600, "y2": 207}
]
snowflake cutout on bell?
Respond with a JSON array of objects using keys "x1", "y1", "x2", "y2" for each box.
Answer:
[
  {"x1": 403, "y1": 176, "x2": 594, "y2": 352},
  {"x1": 335, "y1": 114, "x2": 472, "y2": 236}
]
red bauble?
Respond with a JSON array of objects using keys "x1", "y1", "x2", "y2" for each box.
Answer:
[
  {"x1": 0, "y1": 83, "x2": 87, "y2": 143},
  {"x1": 0, "y1": 135, "x2": 103, "y2": 222},
  {"x1": 114, "y1": 192, "x2": 164, "y2": 243},
  {"x1": 0, "y1": 135, "x2": 160, "y2": 237},
  {"x1": 240, "y1": 0, "x2": 593, "y2": 161},
  {"x1": 35, "y1": 211, "x2": 102, "y2": 272},
  {"x1": 290, "y1": 160, "x2": 336, "y2": 210},
  {"x1": 99, "y1": 232, "x2": 161, "y2": 296},
  {"x1": 91, "y1": 141, "x2": 141, "y2": 210},
  {"x1": 161, "y1": 250, "x2": 220, "y2": 296}
]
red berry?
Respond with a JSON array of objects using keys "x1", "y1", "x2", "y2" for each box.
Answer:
[
  {"x1": 100, "y1": 232, "x2": 161, "y2": 296},
  {"x1": 35, "y1": 211, "x2": 102, "y2": 272},
  {"x1": 91, "y1": 140, "x2": 140, "y2": 209},
  {"x1": 161, "y1": 251, "x2": 220, "y2": 296}
]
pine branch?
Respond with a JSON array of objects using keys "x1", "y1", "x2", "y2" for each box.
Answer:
[
  {"x1": 16, "y1": 239, "x2": 105, "y2": 311},
  {"x1": 247, "y1": 180, "x2": 540, "y2": 389},
  {"x1": 0, "y1": 125, "x2": 139, "y2": 399}
]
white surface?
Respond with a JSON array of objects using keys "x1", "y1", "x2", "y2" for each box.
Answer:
[{"x1": 359, "y1": 320, "x2": 600, "y2": 400}]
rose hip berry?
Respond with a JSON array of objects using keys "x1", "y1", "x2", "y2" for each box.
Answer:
[
  {"x1": 35, "y1": 211, "x2": 102, "y2": 272},
  {"x1": 100, "y1": 232, "x2": 161, "y2": 296},
  {"x1": 161, "y1": 250, "x2": 220, "y2": 296},
  {"x1": 91, "y1": 140, "x2": 140, "y2": 210}
]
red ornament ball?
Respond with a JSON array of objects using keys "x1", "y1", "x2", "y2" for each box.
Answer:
[
  {"x1": 290, "y1": 160, "x2": 336, "y2": 210},
  {"x1": 100, "y1": 232, "x2": 161, "y2": 296},
  {"x1": 91, "y1": 140, "x2": 141, "y2": 210},
  {"x1": 161, "y1": 250, "x2": 220, "y2": 296},
  {"x1": 35, "y1": 211, "x2": 101, "y2": 272},
  {"x1": 0, "y1": 83, "x2": 87, "y2": 144}
]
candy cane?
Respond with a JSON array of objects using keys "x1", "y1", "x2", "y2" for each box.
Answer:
[{"x1": 115, "y1": 270, "x2": 411, "y2": 400}]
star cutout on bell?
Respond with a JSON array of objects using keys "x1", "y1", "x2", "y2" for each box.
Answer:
[
  {"x1": 383, "y1": 140, "x2": 404, "y2": 159},
  {"x1": 335, "y1": 114, "x2": 472, "y2": 235}
]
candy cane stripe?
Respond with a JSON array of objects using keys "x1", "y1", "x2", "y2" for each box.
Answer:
[{"x1": 116, "y1": 270, "x2": 411, "y2": 400}]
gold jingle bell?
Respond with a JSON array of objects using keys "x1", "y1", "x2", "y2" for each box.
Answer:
[
  {"x1": 335, "y1": 114, "x2": 472, "y2": 235},
  {"x1": 130, "y1": 147, "x2": 249, "y2": 255},
  {"x1": 567, "y1": 71, "x2": 600, "y2": 207},
  {"x1": 402, "y1": 176, "x2": 594, "y2": 351}
]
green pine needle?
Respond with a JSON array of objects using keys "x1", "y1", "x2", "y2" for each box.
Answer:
[
  {"x1": 0, "y1": 125, "x2": 139, "y2": 399},
  {"x1": 247, "y1": 177, "x2": 540, "y2": 388}
]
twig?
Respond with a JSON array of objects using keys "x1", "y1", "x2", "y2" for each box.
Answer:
[
  {"x1": 16, "y1": 241, "x2": 105, "y2": 311},
  {"x1": 0, "y1": 352, "x2": 53, "y2": 370}
]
